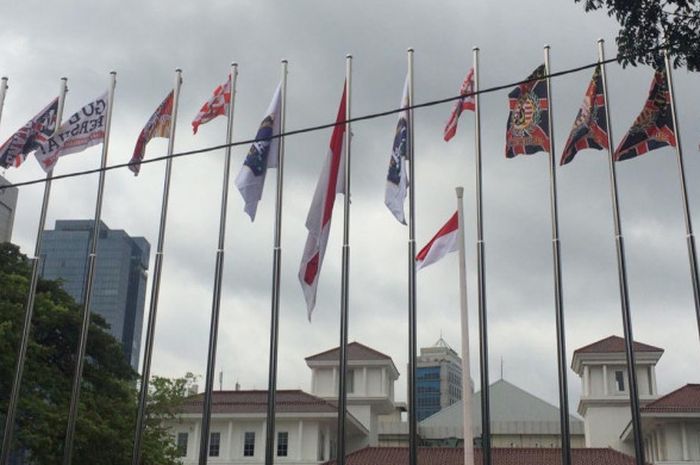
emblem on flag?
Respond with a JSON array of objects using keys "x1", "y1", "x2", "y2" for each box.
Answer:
[
  {"x1": 560, "y1": 65, "x2": 609, "y2": 165},
  {"x1": 444, "y1": 68, "x2": 475, "y2": 142},
  {"x1": 0, "y1": 98, "x2": 59, "y2": 169},
  {"x1": 129, "y1": 90, "x2": 174, "y2": 175},
  {"x1": 505, "y1": 64, "x2": 550, "y2": 158},
  {"x1": 385, "y1": 76, "x2": 409, "y2": 225},
  {"x1": 192, "y1": 75, "x2": 231, "y2": 134},
  {"x1": 614, "y1": 66, "x2": 675, "y2": 161}
]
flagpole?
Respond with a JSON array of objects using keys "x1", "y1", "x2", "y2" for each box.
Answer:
[
  {"x1": 63, "y1": 71, "x2": 117, "y2": 465},
  {"x1": 131, "y1": 68, "x2": 183, "y2": 465},
  {"x1": 264, "y1": 59, "x2": 288, "y2": 465},
  {"x1": 597, "y1": 39, "x2": 646, "y2": 465},
  {"x1": 0, "y1": 77, "x2": 8, "y2": 129},
  {"x1": 336, "y1": 53, "x2": 352, "y2": 465},
  {"x1": 0, "y1": 77, "x2": 68, "y2": 465},
  {"x1": 472, "y1": 46, "x2": 492, "y2": 465},
  {"x1": 543, "y1": 45, "x2": 572, "y2": 465},
  {"x1": 456, "y1": 187, "x2": 474, "y2": 465},
  {"x1": 198, "y1": 63, "x2": 238, "y2": 465},
  {"x1": 663, "y1": 50, "x2": 700, "y2": 345}
]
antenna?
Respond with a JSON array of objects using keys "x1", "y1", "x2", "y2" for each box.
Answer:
[{"x1": 219, "y1": 371, "x2": 223, "y2": 391}]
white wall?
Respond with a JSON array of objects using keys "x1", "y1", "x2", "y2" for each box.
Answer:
[{"x1": 584, "y1": 405, "x2": 634, "y2": 454}]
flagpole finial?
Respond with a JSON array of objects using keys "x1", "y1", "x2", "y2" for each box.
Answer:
[
  {"x1": 597, "y1": 38, "x2": 605, "y2": 45},
  {"x1": 281, "y1": 59, "x2": 288, "y2": 64},
  {"x1": 407, "y1": 47, "x2": 414, "y2": 53},
  {"x1": 346, "y1": 53, "x2": 352, "y2": 59},
  {"x1": 231, "y1": 62, "x2": 238, "y2": 67},
  {"x1": 544, "y1": 44, "x2": 551, "y2": 50},
  {"x1": 1, "y1": 76, "x2": 7, "y2": 81},
  {"x1": 175, "y1": 68, "x2": 182, "y2": 73},
  {"x1": 472, "y1": 46, "x2": 480, "y2": 52},
  {"x1": 110, "y1": 70, "x2": 117, "y2": 75},
  {"x1": 456, "y1": 186, "x2": 464, "y2": 198}
]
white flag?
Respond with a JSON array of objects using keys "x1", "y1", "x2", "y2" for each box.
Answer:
[
  {"x1": 35, "y1": 93, "x2": 109, "y2": 172},
  {"x1": 385, "y1": 76, "x2": 409, "y2": 224},
  {"x1": 234, "y1": 83, "x2": 282, "y2": 221}
]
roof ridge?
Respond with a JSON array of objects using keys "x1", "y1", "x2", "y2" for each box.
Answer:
[
  {"x1": 573, "y1": 335, "x2": 663, "y2": 354},
  {"x1": 643, "y1": 383, "x2": 700, "y2": 409},
  {"x1": 305, "y1": 341, "x2": 393, "y2": 361}
]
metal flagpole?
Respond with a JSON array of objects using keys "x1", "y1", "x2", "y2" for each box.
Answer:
[
  {"x1": 0, "y1": 77, "x2": 8, "y2": 129},
  {"x1": 336, "y1": 54, "x2": 352, "y2": 465},
  {"x1": 198, "y1": 63, "x2": 238, "y2": 465},
  {"x1": 598, "y1": 39, "x2": 646, "y2": 465},
  {"x1": 264, "y1": 59, "x2": 288, "y2": 465},
  {"x1": 472, "y1": 46, "x2": 492, "y2": 465},
  {"x1": 63, "y1": 71, "x2": 117, "y2": 465},
  {"x1": 131, "y1": 68, "x2": 183, "y2": 465},
  {"x1": 664, "y1": 49, "x2": 700, "y2": 344},
  {"x1": 406, "y1": 47, "x2": 418, "y2": 465},
  {"x1": 456, "y1": 187, "x2": 474, "y2": 465},
  {"x1": 543, "y1": 45, "x2": 572, "y2": 465},
  {"x1": 0, "y1": 77, "x2": 68, "y2": 465}
]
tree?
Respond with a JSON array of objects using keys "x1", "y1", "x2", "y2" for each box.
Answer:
[
  {"x1": 0, "y1": 243, "x2": 190, "y2": 464},
  {"x1": 576, "y1": 0, "x2": 700, "y2": 71}
]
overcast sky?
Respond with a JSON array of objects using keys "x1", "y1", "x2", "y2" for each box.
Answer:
[{"x1": 2, "y1": 0, "x2": 699, "y2": 417}]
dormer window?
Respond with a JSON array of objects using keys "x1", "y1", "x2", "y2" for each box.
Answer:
[
  {"x1": 615, "y1": 370, "x2": 625, "y2": 392},
  {"x1": 346, "y1": 369, "x2": 354, "y2": 394}
]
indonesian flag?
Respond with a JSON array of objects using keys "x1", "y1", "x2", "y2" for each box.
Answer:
[
  {"x1": 129, "y1": 90, "x2": 174, "y2": 175},
  {"x1": 298, "y1": 86, "x2": 347, "y2": 320},
  {"x1": 192, "y1": 75, "x2": 231, "y2": 134},
  {"x1": 443, "y1": 68, "x2": 475, "y2": 142},
  {"x1": 416, "y1": 211, "x2": 459, "y2": 270}
]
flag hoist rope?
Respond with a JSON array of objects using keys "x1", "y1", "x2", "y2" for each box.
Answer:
[
  {"x1": 131, "y1": 68, "x2": 183, "y2": 465},
  {"x1": 0, "y1": 77, "x2": 68, "y2": 465},
  {"x1": 199, "y1": 63, "x2": 238, "y2": 465}
]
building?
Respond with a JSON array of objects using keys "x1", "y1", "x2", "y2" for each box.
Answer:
[
  {"x1": 415, "y1": 337, "x2": 464, "y2": 421},
  {"x1": 0, "y1": 174, "x2": 18, "y2": 243},
  {"x1": 39, "y1": 220, "x2": 150, "y2": 369}
]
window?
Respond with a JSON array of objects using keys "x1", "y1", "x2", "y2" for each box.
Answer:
[
  {"x1": 615, "y1": 370, "x2": 625, "y2": 392},
  {"x1": 209, "y1": 432, "x2": 220, "y2": 457},
  {"x1": 176, "y1": 432, "x2": 188, "y2": 457},
  {"x1": 346, "y1": 369, "x2": 354, "y2": 394},
  {"x1": 244, "y1": 431, "x2": 255, "y2": 457},
  {"x1": 318, "y1": 431, "x2": 326, "y2": 461},
  {"x1": 277, "y1": 431, "x2": 288, "y2": 457}
]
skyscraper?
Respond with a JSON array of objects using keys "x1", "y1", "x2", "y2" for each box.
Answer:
[
  {"x1": 39, "y1": 220, "x2": 150, "y2": 370},
  {"x1": 415, "y1": 337, "x2": 465, "y2": 421},
  {"x1": 0, "y1": 174, "x2": 18, "y2": 243}
]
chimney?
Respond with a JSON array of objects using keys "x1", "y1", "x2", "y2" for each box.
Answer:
[{"x1": 235, "y1": 381, "x2": 241, "y2": 391}]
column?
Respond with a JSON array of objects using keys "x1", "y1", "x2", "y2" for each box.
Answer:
[
  {"x1": 682, "y1": 422, "x2": 689, "y2": 460},
  {"x1": 602, "y1": 365, "x2": 608, "y2": 396},
  {"x1": 381, "y1": 368, "x2": 387, "y2": 396},
  {"x1": 333, "y1": 367, "x2": 338, "y2": 395},
  {"x1": 583, "y1": 365, "x2": 590, "y2": 396},
  {"x1": 650, "y1": 365, "x2": 657, "y2": 396},
  {"x1": 226, "y1": 420, "x2": 233, "y2": 459},
  {"x1": 363, "y1": 367, "x2": 368, "y2": 396},
  {"x1": 297, "y1": 420, "x2": 304, "y2": 461}
]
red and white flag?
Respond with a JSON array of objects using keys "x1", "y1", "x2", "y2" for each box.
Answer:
[
  {"x1": 443, "y1": 68, "x2": 475, "y2": 142},
  {"x1": 192, "y1": 75, "x2": 231, "y2": 134},
  {"x1": 298, "y1": 86, "x2": 347, "y2": 320},
  {"x1": 416, "y1": 211, "x2": 459, "y2": 270}
]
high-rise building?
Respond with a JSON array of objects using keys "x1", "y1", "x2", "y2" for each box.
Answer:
[
  {"x1": 0, "y1": 174, "x2": 18, "y2": 243},
  {"x1": 39, "y1": 220, "x2": 150, "y2": 370},
  {"x1": 415, "y1": 337, "x2": 464, "y2": 421}
]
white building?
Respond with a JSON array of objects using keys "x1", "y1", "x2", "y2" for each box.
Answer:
[{"x1": 0, "y1": 174, "x2": 18, "y2": 243}]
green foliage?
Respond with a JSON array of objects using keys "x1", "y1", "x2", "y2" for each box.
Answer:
[
  {"x1": 0, "y1": 243, "x2": 191, "y2": 465},
  {"x1": 576, "y1": 0, "x2": 700, "y2": 70}
]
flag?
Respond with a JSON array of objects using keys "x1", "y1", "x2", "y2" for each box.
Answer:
[
  {"x1": 34, "y1": 93, "x2": 109, "y2": 173},
  {"x1": 505, "y1": 64, "x2": 550, "y2": 158},
  {"x1": 0, "y1": 97, "x2": 58, "y2": 169},
  {"x1": 416, "y1": 211, "x2": 459, "y2": 270},
  {"x1": 614, "y1": 66, "x2": 675, "y2": 161},
  {"x1": 560, "y1": 65, "x2": 609, "y2": 165},
  {"x1": 298, "y1": 86, "x2": 347, "y2": 319},
  {"x1": 192, "y1": 75, "x2": 231, "y2": 134},
  {"x1": 234, "y1": 83, "x2": 282, "y2": 221},
  {"x1": 385, "y1": 76, "x2": 409, "y2": 224},
  {"x1": 444, "y1": 68, "x2": 475, "y2": 142},
  {"x1": 129, "y1": 90, "x2": 174, "y2": 175}
]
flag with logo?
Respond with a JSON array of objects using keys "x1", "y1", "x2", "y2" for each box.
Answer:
[
  {"x1": 444, "y1": 68, "x2": 475, "y2": 142},
  {"x1": 385, "y1": 76, "x2": 409, "y2": 224},
  {"x1": 129, "y1": 90, "x2": 174, "y2": 175},
  {"x1": 235, "y1": 83, "x2": 282, "y2": 221},
  {"x1": 0, "y1": 97, "x2": 59, "y2": 169},
  {"x1": 34, "y1": 93, "x2": 109, "y2": 172},
  {"x1": 505, "y1": 64, "x2": 550, "y2": 158},
  {"x1": 192, "y1": 75, "x2": 231, "y2": 134},
  {"x1": 614, "y1": 66, "x2": 675, "y2": 161},
  {"x1": 416, "y1": 211, "x2": 459, "y2": 270},
  {"x1": 560, "y1": 65, "x2": 609, "y2": 165},
  {"x1": 299, "y1": 86, "x2": 347, "y2": 320}
]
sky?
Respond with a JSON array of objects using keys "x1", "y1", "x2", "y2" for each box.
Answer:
[{"x1": 1, "y1": 0, "x2": 699, "y2": 417}]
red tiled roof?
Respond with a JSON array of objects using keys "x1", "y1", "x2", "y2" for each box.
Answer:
[
  {"x1": 179, "y1": 390, "x2": 338, "y2": 414},
  {"x1": 573, "y1": 336, "x2": 663, "y2": 355},
  {"x1": 306, "y1": 342, "x2": 394, "y2": 362},
  {"x1": 642, "y1": 384, "x2": 700, "y2": 413},
  {"x1": 323, "y1": 447, "x2": 641, "y2": 465}
]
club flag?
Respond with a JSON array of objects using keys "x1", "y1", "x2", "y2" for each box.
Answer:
[
  {"x1": 614, "y1": 66, "x2": 675, "y2": 161},
  {"x1": 129, "y1": 90, "x2": 174, "y2": 175},
  {"x1": 34, "y1": 93, "x2": 109, "y2": 173},
  {"x1": 0, "y1": 97, "x2": 59, "y2": 169},
  {"x1": 298, "y1": 85, "x2": 347, "y2": 320},
  {"x1": 505, "y1": 64, "x2": 550, "y2": 158},
  {"x1": 385, "y1": 75, "x2": 409, "y2": 225},
  {"x1": 416, "y1": 211, "x2": 459, "y2": 270},
  {"x1": 560, "y1": 65, "x2": 609, "y2": 165},
  {"x1": 192, "y1": 75, "x2": 231, "y2": 134},
  {"x1": 444, "y1": 68, "x2": 475, "y2": 142},
  {"x1": 234, "y1": 82, "x2": 282, "y2": 221}
]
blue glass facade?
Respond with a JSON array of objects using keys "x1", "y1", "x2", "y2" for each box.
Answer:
[
  {"x1": 40, "y1": 220, "x2": 150, "y2": 370},
  {"x1": 416, "y1": 366, "x2": 441, "y2": 421}
]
